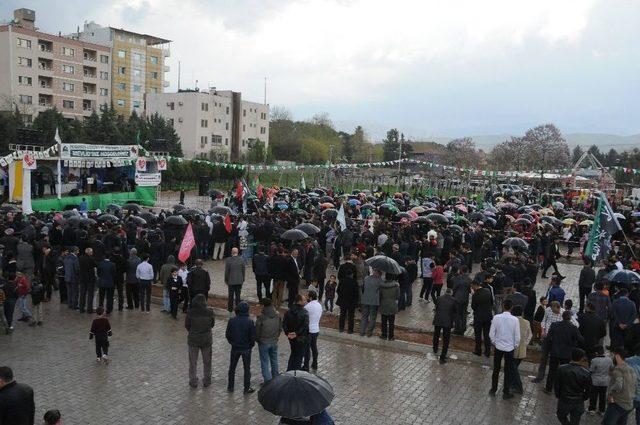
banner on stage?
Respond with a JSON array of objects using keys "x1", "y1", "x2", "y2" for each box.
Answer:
[
  {"x1": 60, "y1": 144, "x2": 139, "y2": 159},
  {"x1": 135, "y1": 172, "x2": 161, "y2": 186},
  {"x1": 156, "y1": 158, "x2": 167, "y2": 171},
  {"x1": 23, "y1": 153, "x2": 37, "y2": 170},
  {"x1": 136, "y1": 157, "x2": 147, "y2": 172}
]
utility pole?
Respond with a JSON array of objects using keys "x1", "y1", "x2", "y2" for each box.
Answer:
[{"x1": 397, "y1": 140, "x2": 403, "y2": 191}]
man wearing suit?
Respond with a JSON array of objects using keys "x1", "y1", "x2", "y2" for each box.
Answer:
[
  {"x1": 471, "y1": 280, "x2": 494, "y2": 357},
  {"x1": 285, "y1": 249, "x2": 302, "y2": 309},
  {"x1": 97, "y1": 256, "x2": 116, "y2": 314},
  {"x1": 610, "y1": 288, "x2": 637, "y2": 349},
  {"x1": 225, "y1": 247, "x2": 246, "y2": 314},
  {"x1": 78, "y1": 247, "x2": 97, "y2": 313}
]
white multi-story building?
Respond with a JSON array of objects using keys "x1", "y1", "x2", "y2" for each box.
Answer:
[
  {"x1": 147, "y1": 89, "x2": 269, "y2": 161},
  {"x1": 0, "y1": 8, "x2": 112, "y2": 123}
]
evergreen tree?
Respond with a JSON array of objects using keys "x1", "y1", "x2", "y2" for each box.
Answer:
[{"x1": 382, "y1": 128, "x2": 400, "y2": 161}]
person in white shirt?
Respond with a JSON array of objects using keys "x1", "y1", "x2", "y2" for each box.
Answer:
[
  {"x1": 303, "y1": 291, "x2": 323, "y2": 371},
  {"x1": 489, "y1": 299, "x2": 521, "y2": 399},
  {"x1": 178, "y1": 262, "x2": 189, "y2": 313},
  {"x1": 136, "y1": 254, "x2": 154, "y2": 312}
]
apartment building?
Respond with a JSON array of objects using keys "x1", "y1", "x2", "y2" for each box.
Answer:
[
  {"x1": 74, "y1": 22, "x2": 170, "y2": 116},
  {"x1": 147, "y1": 89, "x2": 269, "y2": 161},
  {"x1": 0, "y1": 9, "x2": 111, "y2": 123}
]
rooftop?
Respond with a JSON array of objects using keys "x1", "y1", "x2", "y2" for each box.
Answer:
[{"x1": 109, "y1": 26, "x2": 171, "y2": 45}]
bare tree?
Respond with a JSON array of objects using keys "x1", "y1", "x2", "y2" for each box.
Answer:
[
  {"x1": 269, "y1": 105, "x2": 292, "y2": 121},
  {"x1": 310, "y1": 112, "x2": 333, "y2": 128},
  {"x1": 522, "y1": 124, "x2": 570, "y2": 172},
  {"x1": 445, "y1": 137, "x2": 480, "y2": 167},
  {"x1": 489, "y1": 137, "x2": 527, "y2": 171}
]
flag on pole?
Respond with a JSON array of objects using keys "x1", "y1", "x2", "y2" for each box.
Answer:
[
  {"x1": 55, "y1": 127, "x2": 62, "y2": 199},
  {"x1": 224, "y1": 213, "x2": 232, "y2": 233},
  {"x1": 135, "y1": 129, "x2": 141, "y2": 145},
  {"x1": 585, "y1": 193, "x2": 622, "y2": 263},
  {"x1": 300, "y1": 173, "x2": 306, "y2": 191},
  {"x1": 178, "y1": 223, "x2": 195, "y2": 262},
  {"x1": 337, "y1": 203, "x2": 347, "y2": 231},
  {"x1": 257, "y1": 183, "x2": 263, "y2": 200}
]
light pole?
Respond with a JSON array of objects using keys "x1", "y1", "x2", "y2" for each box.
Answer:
[{"x1": 397, "y1": 140, "x2": 403, "y2": 191}]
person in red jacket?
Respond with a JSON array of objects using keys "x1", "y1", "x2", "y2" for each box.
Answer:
[{"x1": 15, "y1": 272, "x2": 32, "y2": 323}]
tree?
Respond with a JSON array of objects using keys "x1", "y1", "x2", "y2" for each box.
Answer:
[
  {"x1": 522, "y1": 124, "x2": 570, "y2": 171},
  {"x1": 245, "y1": 139, "x2": 269, "y2": 164},
  {"x1": 572, "y1": 145, "x2": 584, "y2": 164},
  {"x1": 339, "y1": 131, "x2": 354, "y2": 162},
  {"x1": 310, "y1": 112, "x2": 333, "y2": 128},
  {"x1": 270, "y1": 105, "x2": 292, "y2": 121},
  {"x1": 605, "y1": 148, "x2": 619, "y2": 166},
  {"x1": 31, "y1": 108, "x2": 69, "y2": 144},
  {"x1": 489, "y1": 137, "x2": 526, "y2": 171},
  {"x1": 83, "y1": 111, "x2": 102, "y2": 143},
  {"x1": 299, "y1": 138, "x2": 329, "y2": 164},
  {"x1": 445, "y1": 137, "x2": 480, "y2": 168},
  {"x1": 146, "y1": 113, "x2": 182, "y2": 156},
  {"x1": 0, "y1": 108, "x2": 23, "y2": 154},
  {"x1": 382, "y1": 128, "x2": 400, "y2": 161},
  {"x1": 587, "y1": 145, "x2": 605, "y2": 164}
]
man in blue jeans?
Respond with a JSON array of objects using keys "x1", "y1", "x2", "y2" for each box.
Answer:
[
  {"x1": 255, "y1": 298, "x2": 281, "y2": 383},
  {"x1": 225, "y1": 301, "x2": 256, "y2": 393},
  {"x1": 603, "y1": 347, "x2": 636, "y2": 425},
  {"x1": 623, "y1": 344, "x2": 640, "y2": 425}
]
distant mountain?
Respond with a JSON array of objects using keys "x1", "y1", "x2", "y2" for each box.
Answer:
[{"x1": 333, "y1": 120, "x2": 640, "y2": 151}]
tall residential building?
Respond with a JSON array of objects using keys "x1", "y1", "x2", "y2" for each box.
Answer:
[
  {"x1": 74, "y1": 21, "x2": 170, "y2": 116},
  {"x1": 147, "y1": 89, "x2": 269, "y2": 161},
  {"x1": 0, "y1": 8, "x2": 111, "y2": 123}
]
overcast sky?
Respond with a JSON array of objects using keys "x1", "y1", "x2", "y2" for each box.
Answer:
[{"x1": 3, "y1": 0, "x2": 639, "y2": 139}]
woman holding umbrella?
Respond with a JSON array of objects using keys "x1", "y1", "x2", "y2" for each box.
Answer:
[{"x1": 336, "y1": 253, "x2": 359, "y2": 334}]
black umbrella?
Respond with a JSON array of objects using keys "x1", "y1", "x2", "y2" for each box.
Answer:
[
  {"x1": 258, "y1": 370, "x2": 334, "y2": 418},
  {"x1": 122, "y1": 203, "x2": 141, "y2": 212},
  {"x1": 540, "y1": 216, "x2": 562, "y2": 227},
  {"x1": 483, "y1": 217, "x2": 497, "y2": 228},
  {"x1": 173, "y1": 204, "x2": 186, "y2": 212},
  {"x1": 361, "y1": 203, "x2": 375, "y2": 210},
  {"x1": 396, "y1": 212, "x2": 413, "y2": 220},
  {"x1": 281, "y1": 229, "x2": 309, "y2": 241},
  {"x1": 210, "y1": 206, "x2": 233, "y2": 216},
  {"x1": 295, "y1": 223, "x2": 320, "y2": 235},
  {"x1": 468, "y1": 212, "x2": 486, "y2": 222},
  {"x1": 66, "y1": 216, "x2": 83, "y2": 226},
  {"x1": 139, "y1": 212, "x2": 158, "y2": 223},
  {"x1": 0, "y1": 205, "x2": 19, "y2": 214},
  {"x1": 365, "y1": 255, "x2": 402, "y2": 274},
  {"x1": 514, "y1": 218, "x2": 532, "y2": 226},
  {"x1": 80, "y1": 217, "x2": 97, "y2": 226},
  {"x1": 179, "y1": 208, "x2": 204, "y2": 217},
  {"x1": 105, "y1": 203, "x2": 122, "y2": 213},
  {"x1": 604, "y1": 269, "x2": 640, "y2": 286},
  {"x1": 519, "y1": 214, "x2": 535, "y2": 222},
  {"x1": 165, "y1": 215, "x2": 188, "y2": 225},
  {"x1": 319, "y1": 196, "x2": 333, "y2": 203},
  {"x1": 208, "y1": 189, "x2": 223, "y2": 197},
  {"x1": 426, "y1": 213, "x2": 448, "y2": 224},
  {"x1": 63, "y1": 210, "x2": 80, "y2": 218},
  {"x1": 129, "y1": 216, "x2": 147, "y2": 226},
  {"x1": 413, "y1": 216, "x2": 432, "y2": 224},
  {"x1": 449, "y1": 224, "x2": 464, "y2": 234},
  {"x1": 97, "y1": 214, "x2": 119, "y2": 223},
  {"x1": 322, "y1": 209, "x2": 338, "y2": 220},
  {"x1": 502, "y1": 237, "x2": 529, "y2": 249}
]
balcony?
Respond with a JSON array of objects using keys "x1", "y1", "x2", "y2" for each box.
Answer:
[
  {"x1": 38, "y1": 95, "x2": 53, "y2": 107},
  {"x1": 38, "y1": 41, "x2": 53, "y2": 54},
  {"x1": 162, "y1": 48, "x2": 170, "y2": 58},
  {"x1": 163, "y1": 65, "x2": 170, "y2": 72},
  {"x1": 82, "y1": 100, "x2": 94, "y2": 111},
  {"x1": 83, "y1": 49, "x2": 97, "y2": 62},
  {"x1": 83, "y1": 71, "x2": 96, "y2": 78},
  {"x1": 38, "y1": 77, "x2": 52, "y2": 89},
  {"x1": 83, "y1": 88, "x2": 96, "y2": 95},
  {"x1": 38, "y1": 59, "x2": 53, "y2": 75}
]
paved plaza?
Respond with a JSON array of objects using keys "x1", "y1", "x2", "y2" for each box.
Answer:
[{"x1": 3, "y1": 295, "x2": 602, "y2": 425}]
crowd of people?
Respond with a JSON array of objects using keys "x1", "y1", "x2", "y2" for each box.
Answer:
[{"x1": 1, "y1": 184, "x2": 640, "y2": 424}]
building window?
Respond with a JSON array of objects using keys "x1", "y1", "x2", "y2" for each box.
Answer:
[
  {"x1": 19, "y1": 95, "x2": 33, "y2": 105},
  {"x1": 62, "y1": 82, "x2": 75, "y2": 92},
  {"x1": 18, "y1": 57, "x2": 32, "y2": 67},
  {"x1": 150, "y1": 87, "x2": 158, "y2": 94},
  {"x1": 118, "y1": 66, "x2": 126, "y2": 75},
  {"x1": 226, "y1": 106, "x2": 229, "y2": 115},
  {"x1": 21, "y1": 114, "x2": 33, "y2": 124},
  {"x1": 18, "y1": 76, "x2": 32, "y2": 86},
  {"x1": 133, "y1": 100, "x2": 141, "y2": 108},
  {"x1": 133, "y1": 53, "x2": 144, "y2": 62},
  {"x1": 225, "y1": 138, "x2": 229, "y2": 146},
  {"x1": 63, "y1": 100, "x2": 74, "y2": 109},
  {"x1": 150, "y1": 56, "x2": 158, "y2": 64},
  {"x1": 118, "y1": 50, "x2": 126, "y2": 58},
  {"x1": 242, "y1": 139, "x2": 245, "y2": 147},
  {"x1": 118, "y1": 82, "x2": 126, "y2": 90},
  {"x1": 260, "y1": 127, "x2": 266, "y2": 134},
  {"x1": 212, "y1": 135, "x2": 222, "y2": 144},
  {"x1": 132, "y1": 68, "x2": 142, "y2": 77},
  {"x1": 133, "y1": 84, "x2": 142, "y2": 92},
  {"x1": 62, "y1": 46, "x2": 75, "y2": 56},
  {"x1": 200, "y1": 136, "x2": 207, "y2": 148},
  {"x1": 117, "y1": 99, "x2": 125, "y2": 107},
  {"x1": 100, "y1": 88, "x2": 108, "y2": 96},
  {"x1": 242, "y1": 124, "x2": 246, "y2": 132},
  {"x1": 149, "y1": 71, "x2": 158, "y2": 80},
  {"x1": 100, "y1": 71, "x2": 109, "y2": 80},
  {"x1": 168, "y1": 102, "x2": 174, "y2": 110},
  {"x1": 201, "y1": 103, "x2": 208, "y2": 111},
  {"x1": 168, "y1": 118, "x2": 174, "y2": 126},
  {"x1": 62, "y1": 64, "x2": 74, "y2": 74},
  {"x1": 243, "y1": 109, "x2": 246, "y2": 117},
  {"x1": 225, "y1": 122, "x2": 229, "y2": 130},
  {"x1": 201, "y1": 119, "x2": 208, "y2": 128},
  {"x1": 17, "y1": 38, "x2": 31, "y2": 49},
  {"x1": 100, "y1": 55, "x2": 109, "y2": 63}
]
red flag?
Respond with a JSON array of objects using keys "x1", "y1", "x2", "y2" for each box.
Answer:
[
  {"x1": 236, "y1": 180, "x2": 243, "y2": 200},
  {"x1": 224, "y1": 213, "x2": 232, "y2": 233},
  {"x1": 178, "y1": 223, "x2": 195, "y2": 263},
  {"x1": 257, "y1": 184, "x2": 263, "y2": 200}
]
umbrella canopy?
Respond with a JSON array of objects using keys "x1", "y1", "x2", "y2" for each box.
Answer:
[
  {"x1": 361, "y1": 203, "x2": 375, "y2": 210},
  {"x1": 179, "y1": 208, "x2": 204, "y2": 217},
  {"x1": 319, "y1": 196, "x2": 333, "y2": 203},
  {"x1": 275, "y1": 202, "x2": 289, "y2": 211},
  {"x1": 0, "y1": 205, "x2": 19, "y2": 214},
  {"x1": 502, "y1": 237, "x2": 529, "y2": 249},
  {"x1": 210, "y1": 206, "x2": 232, "y2": 215},
  {"x1": 322, "y1": 209, "x2": 338, "y2": 219},
  {"x1": 539, "y1": 208, "x2": 555, "y2": 216},
  {"x1": 165, "y1": 215, "x2": 188, "y2": 225},
  {"x1": 604, "y1": 269, "x2": 640, "y2": 286},
  {"x1": 552, "y1": 201, "x2": 564, "y2": 210},
  {"x1": 295, "y1": 223, "x2": 321, "y2": 235},
  {"x1": 348, "y1": 199, "x2": 360, "y2": 206},
  {"x1": 514, "y1": 218, "x2": 532, "y2": 226},
  {"x1": 454, "y1": 204, "x2": 468, "y2": 214},
  {"x1": 483, "y1": 217, "x2": 497, "y2": 228},
  {"x1": 104, "y1": 203, "x2": 122, "y2": 213},
  {"x1": 519, "y1": 213, "x2": 535, "y2": 222},
  {"x1": 426, "y1": 213, "x2": 448, "y2": 224},
  {"x1": 258, "y1": 370, "x2": 334, "y2": 418},
  {"x1": 541, "y1": 216, "x2": 562, "y2": 227},
  {"x1": 411, "y1": 206, "x2": 426, "y2": 214},
  {"x1": 207, "y1": 189, "x2": 223, "y2": 197},
  {"x1": 482, "y1": 210, "x2": 496, "y2": 218},
  {"x1": 80, "y1": 217, "x2": 97, "y2": 226},
  {"x1": 579, "y1": 219, "x2": 594, "y2": 226},
  {"x1": 365, "y1": 255, "x2": 403, "y2": 274},
  {"x1": 139, "y1": 212, "x2": 158, "y2": 223},
  {"x1": 562, "y1": 218, "x2": 577, "y2": 225},
  {"x1": 66, "y1": 216, "x2": 83, "y2": 226},
  {"x1": 122, "y1": 203, "x2": 141, "y2": 212},
  {"x1": 129, "y1": 216, "x2": 147, "y2": 226},
  {"x1": 97, "y1": 214, "x2": 119, "y2": 223},
  {"x1": 468, "y1": 212, "x2": 486, "y2": 222},
  {"x1": 414, "y1": 216, "x2": 432, "y2": 224},
  {"x1": 320, "y1": 202, "x2": 335, "y2": 210},
  {"x1": 449, "y1": 224, "x2": 464, "y2": 234},
  {"x1": 281, "y1": 229, "x2": 309, "y2": 241}
]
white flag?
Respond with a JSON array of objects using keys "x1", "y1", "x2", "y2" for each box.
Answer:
[
  {"x1": 54, "y1": 127, "x2": 62, "y2": 144},
  {"x1": 337, "y1": 203, "x2": 347, "y2": 231}
]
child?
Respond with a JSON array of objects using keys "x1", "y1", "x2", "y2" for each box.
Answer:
[
  {"x1": 589, "y1": 346, "x2": 611, "y2": 415},
  {"x1": 178, "y1": 262, "x2": 189, "y2": 313},
  {"x1": 90, "y1": 307, "x2": 112, "y2": 364},
  {"x1": 167, "y1": 267, "x2": 183, "y2": 319},
  {"x1": 307, "y1": 280, "x2": 319, "y2": 296},
  {"x1": 324, "y1": 275, "x2": 337, "y2": 313},
  {"x1": 532, "y1": 296, "x2": 547, "y2": 343},
  {"x1": 563, "y1": 299, "x2": 577, "y2": 321},
  {"x1": 29, "y1": 279, "x2": 44, "y2": 327}
]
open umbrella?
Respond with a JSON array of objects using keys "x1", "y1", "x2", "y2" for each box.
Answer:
[
  {"x1": 483, "y1": 217, "x2": 497, "y2": 228},
  {"x1": 97, "y1": 214, "x2": 119, "y2": 223},
  {"x1": 541, "y1": 216, "x2": 562, "y2": 227},
  {"x1": 139, "y1": 212, "x2": 158, "y2": 223},
  {"x1": 413, "y1": 216, "x2": 432, "y2": 224},
  {"x1": 579, "y1": 219, "x2": 594, "y2": 226},
  {"x1": 322, "y1": 209, "x2": 338, "y2": 220},
  {"x1": 105, "y1": 203, "x2": 122, "y2": 213},
  {"x1": 365, "y1": 255, "x2": 402, "y2": 274},
  {"x1": 454, "y1": 204, "x2": 468, "y2": 214},
  {"x1": 80, "y1": 217, "x2": 97, "y2": 226},
  {"x1": 562, "y1": 218, "x2": 577, "y2": 225},
  {"x1": 468, "y1": 212, "x2": 486, "y2": 222},
  {"x1": 0, "y1": 205, "x2": 19, "y2": 214},
  {"x1": 275, "y1": 202, "x2": 289, "y2": 211},
  {"x1": 519, "y1": 214, "x2": 535, "y2": 222},
  {"x1": 258, "y1": 370, "x2": 334, "y2": 418},
  {"x1": 210, "y1": 206, "x2": 232, "y2": 215},
  {"x1": 66, "y1": 216, "x2": 83, "y2": 226},
  {"x1": 449, "y1": 224, "x2": 464, "y2": 234},
  {"x1": 320, "y1": 202, "x2": 335, "y2": 210},
  {"x1": 604, "y1": 269, "x2": 640, "y2": 286},
  {"x1": 281, "y1": 229, "x2": 309, "y2": 241},
  {"x1": 502, "y1": 237, "x2": 529, "y2": 249},
  {"x1": 411, "y1": 206, "x2": 426, "y2": 214},
  {"x1": 295, "y1": 223, "x2": 320, "y2": 235},
  {"x1": 427, "y1": 213, "x2": 448, "y2": 224},
  {"x1": 361, "y1": 203, "x2": 375, "y2": 210},
  {"x1": 129, "y1": 216, "x2": 147, "y2": 226},
  {"x1": 165, "y1": 215, "x2": 188, "y2": 225},
  {"x1": 179, "y1": 208, "x2": 204, "y2": 217},
  {"x1": 348, "y1": 199, "x2": 360, "y2": 206},
  {"x1": 514, "y1": 218, "x2": 532, "y2": 226},
  {"x1": 319, "y1": 196, "x2": 333, "y2": 203},
  {"x1": 122, "y1": 203, "x2": 141, "y2": 213},
  {"x1": 207, "y1": 189, "x2": 223, "y2": 197}
]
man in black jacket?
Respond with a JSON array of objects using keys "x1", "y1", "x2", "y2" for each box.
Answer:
[
  {"x1": 187, "y1": 259, "x2": 211, "y2": 301},
  {"x1": 471, "y1": 280, "x2": 493, "y2": 357},
  {"x1": 578, "y1": 258, "x2": 595, "y2": 314},
  {"x1": 225, "y1": 301, "x2": 256, "y2": 394},
  {"x1": 284, "y1": 249, "x2": 301, "y2": 309},
  {"x1": 545, "y1": 311, "x2": 585, "y2": 393},
  {"x1": 451, "y1": 267, "x2": 471, "y2": 335},
  {"x1": 577, "y1": 303, "x2": 606, "y2": 361},
  {"x1": 78, "y1": 247, "x2": 97, "y2": 313},
  {"x1": 554, "y1": 348, "x2": 591, "y2": 425},
  {"x1": 283, "y1": 294, "x2": 309, "y2": 371},
  {"x1": 0, "y1": 366, "x2": 35, "y2": 425}
]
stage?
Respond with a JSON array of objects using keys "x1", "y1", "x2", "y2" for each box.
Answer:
[{"x1": 30, "y1": 186, "x2": 157, "y2": 212}]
